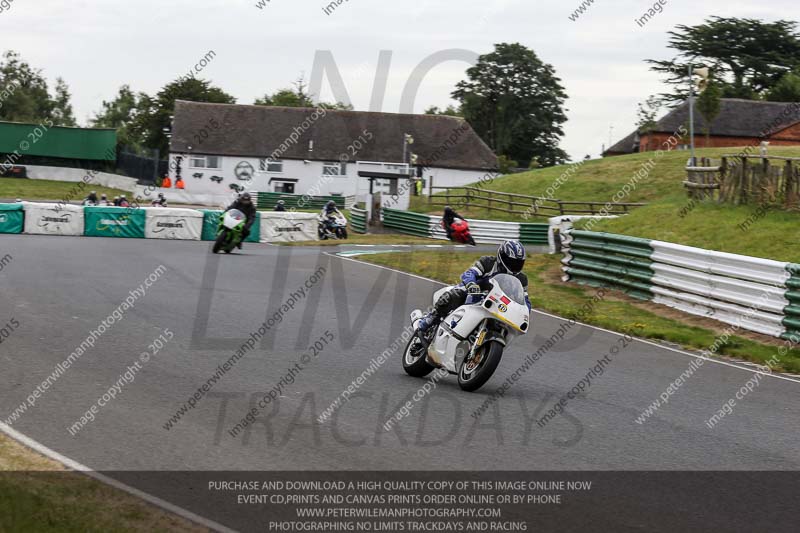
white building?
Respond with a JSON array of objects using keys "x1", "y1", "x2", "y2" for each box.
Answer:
[{"x1": 167, "y1": 101, "x2": 497, "y2": 210}]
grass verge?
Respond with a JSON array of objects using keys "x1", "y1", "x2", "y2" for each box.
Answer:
[
  {"x1": 0, "y1": 433, "x2": 205, "y2": 532},
  {"x1": 358, "y1": 251, "x2": 800, "y2": 374},
  {"x1": 0, "y1": 178, "x2": 130, "y2": 203},
  {"x1": 277, "y1": 233, "x2": 443, "y2": 246}
]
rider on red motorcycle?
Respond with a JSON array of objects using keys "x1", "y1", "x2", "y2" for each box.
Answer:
[{"x1": 442, "y1": 206, "x2": 464, "y2": 241}]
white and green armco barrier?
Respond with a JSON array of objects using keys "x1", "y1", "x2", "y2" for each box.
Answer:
[
  {"x1": 350, "y1": 207, "x2": 368, "y2": 234},
  {"x1": 562, "y1": 230, "x2": 800, "y2": 341},
  {"x1": 0, "y1": 203, "x2": 319, "y2": 244},
  {"x1": 382, "y1": 208, "x2": 548, "y2": 245}
]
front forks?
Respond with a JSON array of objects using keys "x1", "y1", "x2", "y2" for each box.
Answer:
[{"x1": 463, "y1": 320, "x2": 489, "y2": 369}]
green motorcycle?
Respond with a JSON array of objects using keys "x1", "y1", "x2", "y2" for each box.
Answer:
[{"x1": 212, "y1": 209, "x2": 246, "y2": 254}]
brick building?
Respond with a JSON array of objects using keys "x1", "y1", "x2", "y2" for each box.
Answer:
[{"x1": 604, "y1": 99, "x2": 800, "y2": 156}]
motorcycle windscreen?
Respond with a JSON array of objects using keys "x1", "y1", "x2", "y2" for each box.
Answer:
[
  {"x1": 493, "y1": 274, "x2": 526, "y2": 305},
  {"x1": 223, "y1": 209, "x2": 245, "y2": 229}
]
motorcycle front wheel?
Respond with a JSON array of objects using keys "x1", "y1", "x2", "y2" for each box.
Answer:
[
  {"x1": 458, "y1": 341, "x2": 503, "y2": 392},
  {"x1": 212, "y1": 230, "x2": 228, "y2": 253},
  {"x1": 402, "y1": 333, "x2": 435, "y2": 378}
]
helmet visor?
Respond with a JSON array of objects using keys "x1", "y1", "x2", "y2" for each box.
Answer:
[{"x1": 500, "y1": 254, "x2": 525, "y2": 274}]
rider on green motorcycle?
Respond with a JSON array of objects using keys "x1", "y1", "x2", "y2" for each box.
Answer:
[{"x1": 226, "y1": 192, "x2": 257, "y2": 248}]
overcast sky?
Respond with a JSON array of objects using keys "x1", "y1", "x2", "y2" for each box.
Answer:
[{"x1": 0, "y1": 0, "x2": 791, "y2": 159}]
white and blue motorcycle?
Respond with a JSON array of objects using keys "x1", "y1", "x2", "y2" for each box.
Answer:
[{"x1": 405, "y1": 274, "x2": 530, "y2": 392}]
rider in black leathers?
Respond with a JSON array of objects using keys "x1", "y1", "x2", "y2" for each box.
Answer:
[
  {"x1": 225, "y1": 192, "x2": 257, "y2": 248},
  {"x1": 442, "y1": 205, "x2": 465, "y2": 240},
  {"x1": 418, "y1": 240, "x2": 532, "y2": 333}
]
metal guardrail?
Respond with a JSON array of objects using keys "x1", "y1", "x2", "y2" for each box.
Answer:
[
  {"x1": 382, "y1": 209, "x2": 431, "y2": 238},
  {"x1": 350, "y1": 207, "x2": 368, "y2": 234},
  {"x1": 254, "y1": 192, "x2": 344, "y2": 210},
  {"x1": 382, "y1": 208, "x2": 548, "y2": 245},
  {"x1": 562, "y1": 230, "x2": 800, "y2": 340}
]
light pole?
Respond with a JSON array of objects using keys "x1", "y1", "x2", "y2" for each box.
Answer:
[
  {"x1": 402, "y1": 133, "x2": 414, "y2": 171},
  {"x1": 688, "y1": 64, "x2": 696, "y2": 166}
]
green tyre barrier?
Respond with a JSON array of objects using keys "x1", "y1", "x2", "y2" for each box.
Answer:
[
  {"x1": 0, "y1": 203, "x2": 24, "y2": 234},
  {"x1": 83, "y1": 207, "x2": 146, "y2": 239}
]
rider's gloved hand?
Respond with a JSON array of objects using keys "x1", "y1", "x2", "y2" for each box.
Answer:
[{"x1": 465, "y1": 282, "x2": 482, "y2": 295}]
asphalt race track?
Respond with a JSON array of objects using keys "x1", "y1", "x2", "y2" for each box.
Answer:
[{"x1": 2, "y1": 236, "x2": 799, "y2": 531}]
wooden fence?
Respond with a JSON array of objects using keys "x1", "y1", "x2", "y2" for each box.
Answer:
[
  {"x1": 426, "y1": 186, "x2": 645, "y2": 218},
  {"x1": 684, "y1": 155, "x2": 800, "y2": 208}
]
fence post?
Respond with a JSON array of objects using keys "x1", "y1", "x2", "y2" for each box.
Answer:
[
  {"x1": 739, "y1": 156, "x2": 748, "y2": 205},
  {"x1": 719, "y1": 157, "x2": 728, "y2": 202}
]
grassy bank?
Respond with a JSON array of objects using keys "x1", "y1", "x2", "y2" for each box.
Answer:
[
  {"x1": 358, "y1": 251, "x2": 800, "y2": 373},
  {"x1": 411, "y1": 147, "x2": 800, "y2": 263},
  {"x1": 0, "y1": 434, "x2": 204, "y2": 532},
  {"x1": 0, "y1": 178, "x2": 130, "y2": 203}
]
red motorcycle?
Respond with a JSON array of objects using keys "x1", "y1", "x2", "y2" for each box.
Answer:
[{"x1": 441, "y1": 218, "x2": 476, "y2": 246}]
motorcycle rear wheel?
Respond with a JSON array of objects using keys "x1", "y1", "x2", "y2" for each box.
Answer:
[
  {"x1": 458, "y1": 341, "x2": 503, "y2": 392},
  {"x1": 402, "y1": 334, "x2": 435, "y2": 378}
]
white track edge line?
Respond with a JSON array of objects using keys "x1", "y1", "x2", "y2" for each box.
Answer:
[
  {"x1": 0, "y1": 421, "x2": 237, "y2": 533},
  {"x1": 331, "y1": 252, "x2": 800, "y2": 385}
]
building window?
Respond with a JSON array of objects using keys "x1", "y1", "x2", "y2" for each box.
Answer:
[
  {"x1": 274, "y1": 181, "x2": 295, "y2": 194},
  {"x1": 323, "y1": 162, "x2": 347, "y2": 176},
  {"x1": 260, "y1": 158, "x2": 283, "y2": 173},
  {"x1": 189, "y1": 155, "x2": 221, "y2": 169}
]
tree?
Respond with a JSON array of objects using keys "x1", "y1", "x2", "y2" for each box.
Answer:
[
  {"x1": 424, "y1": 105, "x2": 462, "y2": 117},
  {"x1": 635, "y1": 96, "x2": 660, "y2": 151},
  {"x1": 452, "y1": 43, "x2": 568, "y2": 167},
  {"x1": 255, "y1": 75, "x2": 351, "y2": 109},
  {"x1": 766, "y1": 71, "x2": 800, "y2": 102},
  {"x1": 0, "y1": 50, "x2": 76, "y2": 125},
  {"x1": 497, "y1": 155, "x2": 518, "y2": 174},
  {"x1": 51, "y1": 78, "x2": 76, "y2": 126},
  {"x1": 91, "y1": 85, "x2": 145, "y2": 148},
  {"x1": 131, "y1": 77, "x2": 236, "y2": 156},
  {"x1": 696, "y1": 77, "x2": 722, "y2": 142},
  {"x1": 647, "y1": 17, "x2": 800, "y2": 104}
]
